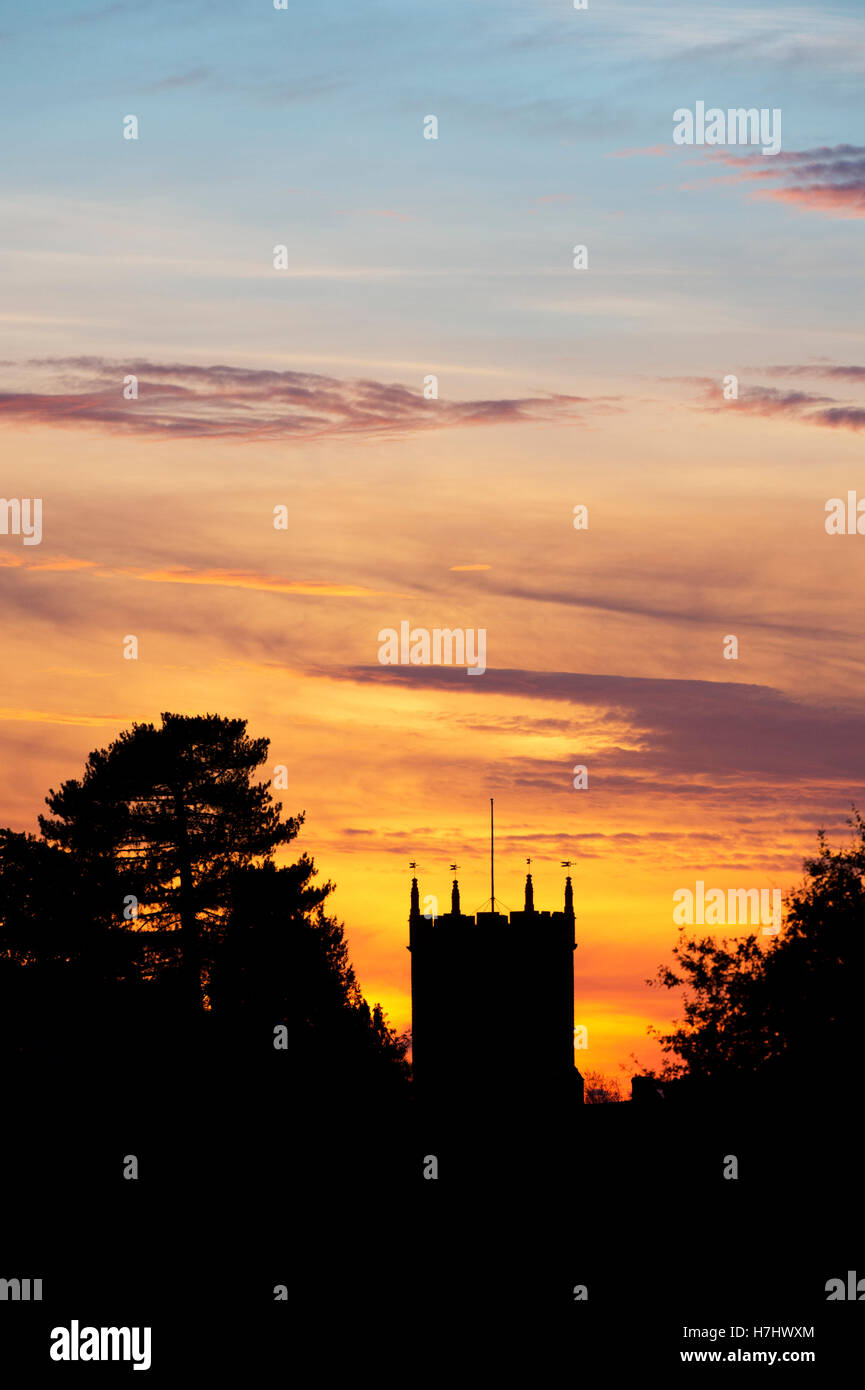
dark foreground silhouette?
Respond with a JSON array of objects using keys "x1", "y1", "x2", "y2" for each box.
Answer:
[{"x1": 0, "y1": 718, "x2": 862, "y2": 1372}]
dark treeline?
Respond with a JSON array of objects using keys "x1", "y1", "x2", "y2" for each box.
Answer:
[
  {"x1": 5, "y1": 711, "x2": 862, "y2": 1119},
  {"x1": 645, "y1": 812, "x2": 865, "y2": 1108},
  {"x1": 1, "y1": 715, "x2": 861, "y2": 1353}
]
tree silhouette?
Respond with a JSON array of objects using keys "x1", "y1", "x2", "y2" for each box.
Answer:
[
  {"x1": 649, "y1": 811, "x2": 865, "y2": 1099},
  {"x1": 582, "y1": 1070, "x2": 623, "y2": 1103},
  {"x1": 209, "y1": 861, "x2": 409, "y2": 1096},
  {"x1": 0, "y1": 826, "x2": 155, "y2": 1075},
  {"x1": 0, "y1": 828, "x2": 92, "y2": 964},
  {"x1": 38, "y1": 713, "x2": 298, "y2": 1013},
  {"x1": 0, "y1": 712, "x2": 408, "y2": 1100}
]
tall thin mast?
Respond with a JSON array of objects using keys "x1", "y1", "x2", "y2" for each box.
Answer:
[{"x1": 490, "y1": 797, "x2": 495, "y2": 911}]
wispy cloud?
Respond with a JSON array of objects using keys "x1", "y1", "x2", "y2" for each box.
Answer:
[
  {"x1": 757, "y1": 363, "x2": 865, "y2": 383},
  {"x1": 105, "y1": 567, "x2": 387, "y2": 598},
  {"x1": 0, "y1": 357, "x2": 593, "y2": 442},
  {"x1": 689, "y1": 145, "x2": 865, "y2": 219},
  {"x1": 0, "y1": 555, "x2": 98, "y2": 574},
  {"x1": 0, "y1": 706, "x2": 126, "y2": 728},
  {"x1": 335, "y1": 665, "x2": 865, "y2": 783},
  {"x1": 1, "y1": 553, "x2": 389, "y2": 600},
  {"x1": 681, "y1": 367, "x2": 865, "y2": 434},
  {"x1": 137, "y1": 67, "x2": 212, "y2": 93},
  {"x1": 608, "y1": 145, "x2": 671, "y2": 159}
]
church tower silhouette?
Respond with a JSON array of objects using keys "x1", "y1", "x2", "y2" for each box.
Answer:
[{"x1": 408, "y1": 854, "x2": 581, "y2": 1109}]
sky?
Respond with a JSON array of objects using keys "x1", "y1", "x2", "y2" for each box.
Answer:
[{"x1": 2, "y1": 0, "x2": 865, "y2": 1080}]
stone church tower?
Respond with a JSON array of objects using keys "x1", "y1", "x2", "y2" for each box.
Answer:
[{"x1": 408, "y1": 862, "x2": 582, "y2": 1109}]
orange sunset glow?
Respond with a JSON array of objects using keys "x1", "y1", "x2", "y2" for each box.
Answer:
[
  {"x1": 4, "y1": 386, "x2": 865, "y2": 1082},
  {"x1": 4, "y1": 0, "x2": 865, "y2": 1092}
]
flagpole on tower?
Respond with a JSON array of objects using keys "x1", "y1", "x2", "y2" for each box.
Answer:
[{"x1": 490, "y1": 797, "x2": 495, "y2": 911}]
